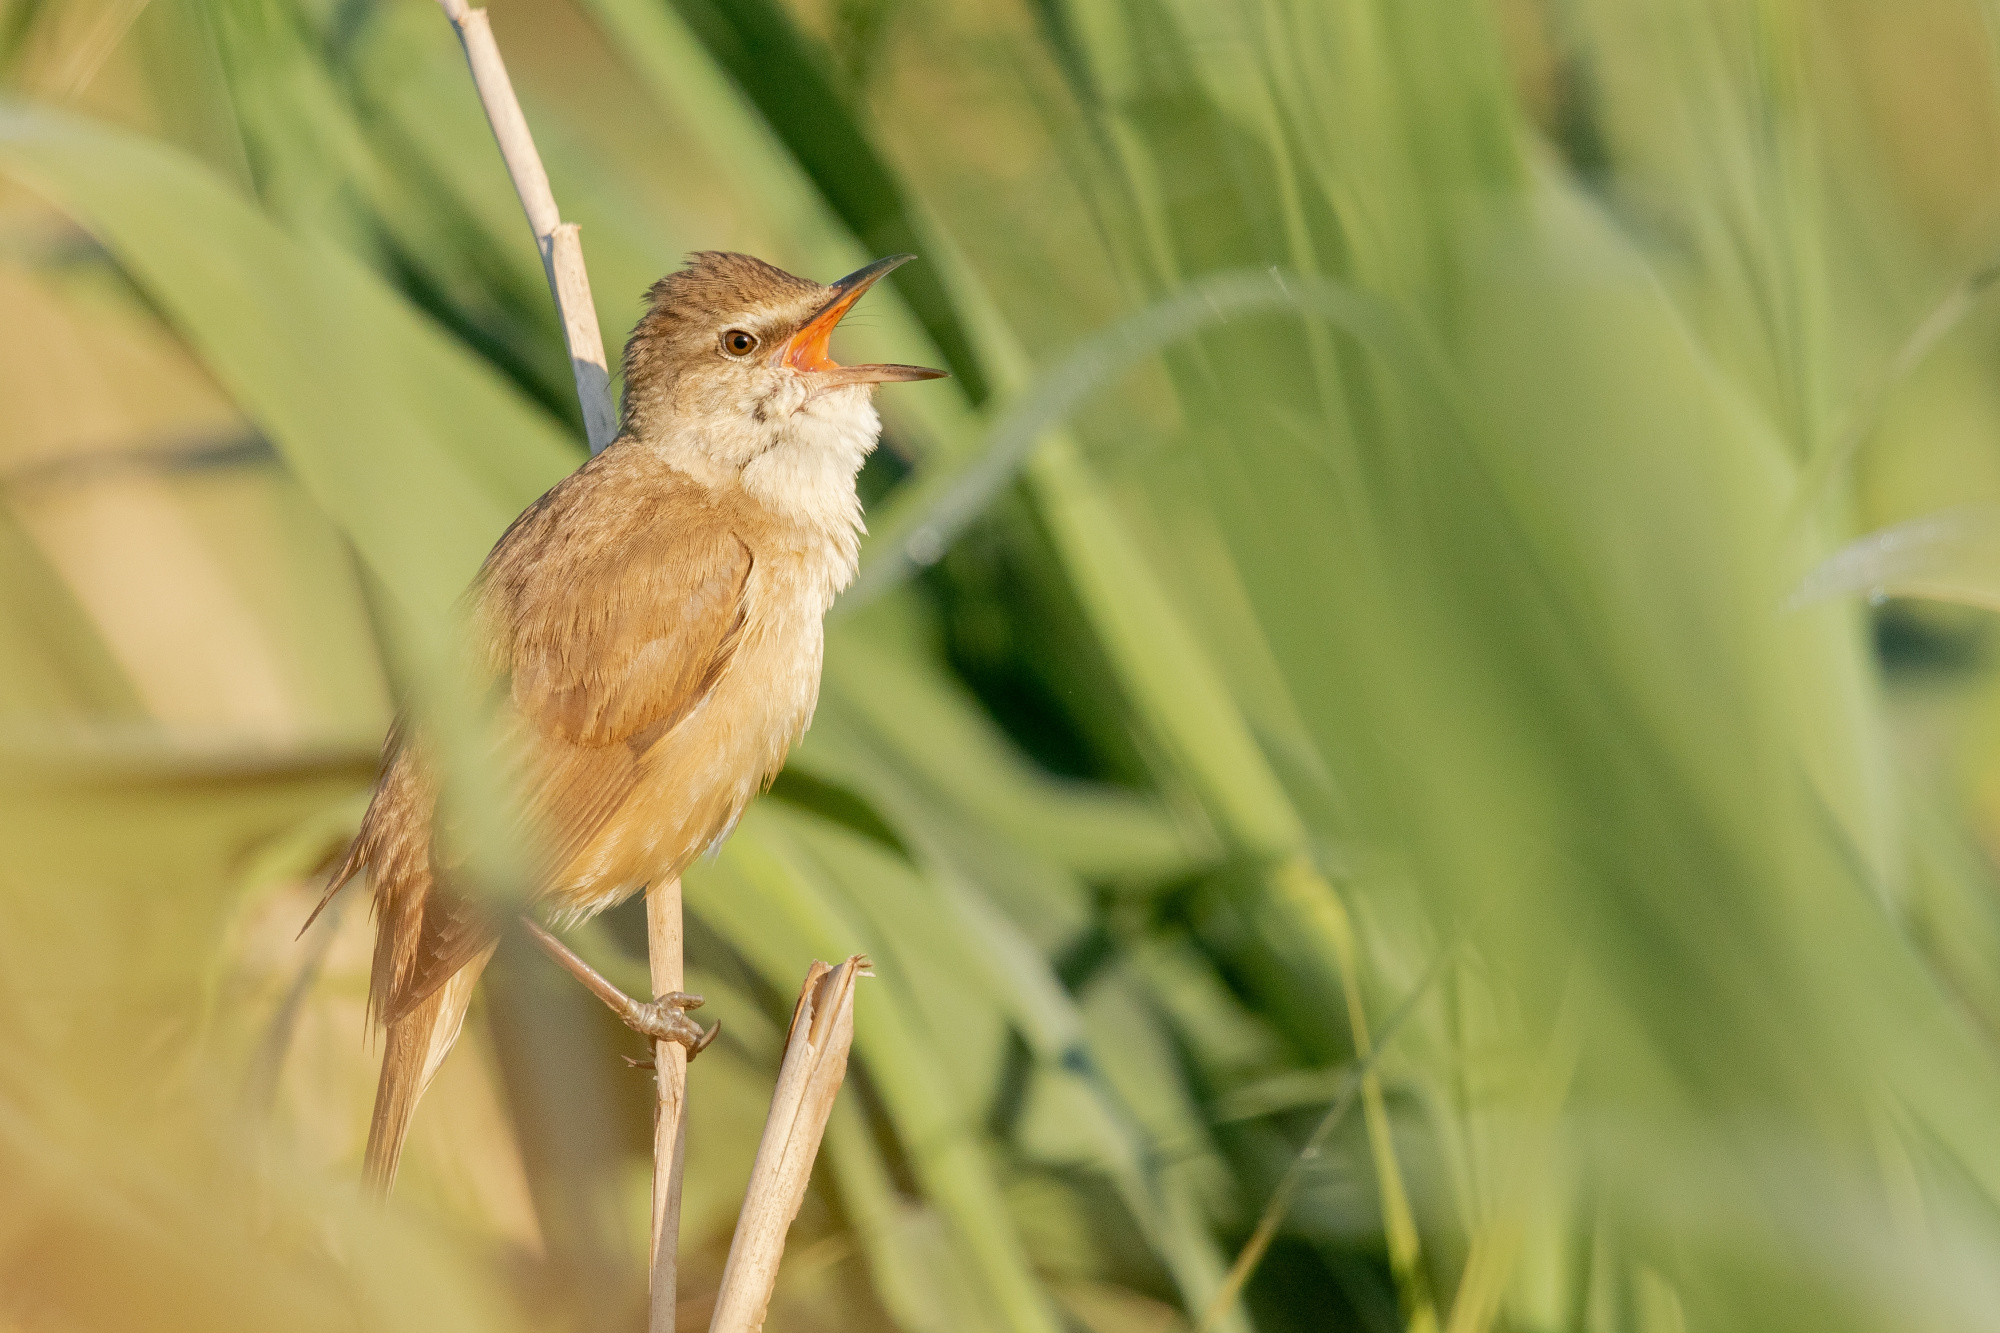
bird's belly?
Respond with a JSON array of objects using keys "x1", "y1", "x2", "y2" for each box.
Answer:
[{"x1": 544, "y1": 591, "x2": 826, "y2": 919}]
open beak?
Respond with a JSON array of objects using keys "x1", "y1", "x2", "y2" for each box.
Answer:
[{"x1": 781, "y1": 254, "x2": 949, "y2": 385}]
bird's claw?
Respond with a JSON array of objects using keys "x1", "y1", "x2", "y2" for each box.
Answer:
[
  {"x1": 623, "y1": 1018, "x2": 719, "y2": 1070},
  {"x1": 519, "y1": 920, "x2": 720, "y2": 1065},
  {"x1": 624, "y1": 992, "x2": 719, "y2": 1060}
]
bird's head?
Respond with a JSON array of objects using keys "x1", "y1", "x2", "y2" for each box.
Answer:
[{"x1": 619, "y1": 251, "x2": 945, "y2": 463}]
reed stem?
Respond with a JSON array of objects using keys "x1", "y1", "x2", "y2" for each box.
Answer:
[
  {"x1": 432, "y1": 0, "x2": 618, "y2": 454},
  {"x1": 708, "y1": 956, "x2": 867, "y2": 1333},
  {"x1": 649, "y1": 880, "x2": 690, "y2": 1333}
]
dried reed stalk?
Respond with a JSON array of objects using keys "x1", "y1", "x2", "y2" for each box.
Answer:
[
  {"x1": 426, "y1": 4, "x2": 676, "y2": 1326},
  {"x1": 708, "y1": 956, "x2": 868, "y2": 1333},
  {"x1": 433, "y1": 0, "x2": 617, "y2": 454},
  {"x1": 648, "y1": 879, "x2": 689, "y2": 1333}
]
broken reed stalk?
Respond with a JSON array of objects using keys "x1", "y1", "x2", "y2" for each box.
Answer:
[
  {"x1": 709, "y1": 956, "x2": 868, "y2": 1333},
  {"x1": 522, "y1": 921, "x2": 868, "y2": 1328},
  {"x1": 433, "y1": 0, "x2": 618, "y2": 454}
]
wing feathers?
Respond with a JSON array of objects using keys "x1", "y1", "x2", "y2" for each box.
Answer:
[
  {"x1": 484, "y1": 497, "x2": 753, "y2": 890},
  {"x1": 335, "y1": 464, "x2": 761, "y2": 1192},
  {"x1": 502, "y1": 527, "x2": 752, "y2": 749}
]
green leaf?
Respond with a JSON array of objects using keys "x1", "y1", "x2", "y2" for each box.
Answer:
[
  {"x1": 0, "y1": 103, "x2": 577, "y2": 619},
  {"x1": 1790, "y1": 507, "x2": 2000, "y2": 613}
]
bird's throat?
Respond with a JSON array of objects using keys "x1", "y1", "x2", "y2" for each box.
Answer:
[{"x1": 737, "y1": 388, "x2": 879, "y2": 553}]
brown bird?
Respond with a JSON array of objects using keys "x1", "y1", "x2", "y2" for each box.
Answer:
[{"x1": 312, "y1": 251, "x2": 945, "y2": 1191}]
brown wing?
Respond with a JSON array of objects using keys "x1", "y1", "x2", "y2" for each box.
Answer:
[
  {"x1": 314, "y1": 469, "x2": 755, "y2": 1191},
  {"x1": 481, "y1": 488, "x2": 754, "y2": 887},
  {"x1": 500, "y1": 524, "x2": 751, "y2": 750},
  {"x1": 334, "y1": 472, "x2": 751, "y2": 1032}
]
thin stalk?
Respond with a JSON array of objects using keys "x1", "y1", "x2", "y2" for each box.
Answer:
[
  {"x1": 424, "y1": 6, "x2": 669, "y2": 1326},
  {"x1": 1277, "y1": 857, "x2": 1439, "y2": 1333},
  {"x1": 432, "y1": 0, "x2": 618, "y2": 453},
  {"x1": 1790, "y1": 260, "x2": 2000, "y2": 526},
  {"x1": 1195, "y1": 946, "x2": 1449, "y2": 1333},
  {"x1": 519, "y1": 906, "x2": 696, "y2": 1328},
  {"x1": 649, "y1": 880, "x2": 690, "y2": 1333}
]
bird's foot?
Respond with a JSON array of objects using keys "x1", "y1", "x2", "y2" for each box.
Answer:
[
  {"x1": 521, "y1": 917, "x2": 720, "y2": 1061},
  {"x1": 623, "y1": 991, "x2": 719, "y2": 1056},
  {"x1": 621, "y1": 1013, "x2": 720, "y2": 1068}
]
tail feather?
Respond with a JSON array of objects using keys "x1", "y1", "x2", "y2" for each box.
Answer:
[
  {"x1": 298, "y1": 833, "x2": 366, "y2": 939},
  {"x1": 362, "y1": 943, "x2": 496, "y2": 1194}
]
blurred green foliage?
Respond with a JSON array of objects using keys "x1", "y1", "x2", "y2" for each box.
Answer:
[{"x1": 6, "y1": 1, "x2": 2000, "y2": 1331}]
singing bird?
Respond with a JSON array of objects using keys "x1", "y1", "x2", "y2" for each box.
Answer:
[{"x1": 313, "y1": 252, "x2": 945, "y2": 1190}]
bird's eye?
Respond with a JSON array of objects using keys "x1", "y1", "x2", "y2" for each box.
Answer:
[{"x1": 721, "y1": 329, "x2": 759, "y2": 358}]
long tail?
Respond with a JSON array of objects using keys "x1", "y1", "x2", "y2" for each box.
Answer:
[{"x1": 362, "y1": 943, "x2": 497, "y2": 1194}]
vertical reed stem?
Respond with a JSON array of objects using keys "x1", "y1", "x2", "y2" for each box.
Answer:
[
  {"x1": 433, "y1": 0, "x2": 618, "y2": 454},
  {"x1": 648, "y1": 878, "x2": 689, "y2": 1333},
  {"x1": 427, "y1": 5, "x2": 667, "y2": 1324}
]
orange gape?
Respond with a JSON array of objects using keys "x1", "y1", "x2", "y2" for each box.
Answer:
[{"x1": 311, "y1": 253, "x2": 944, "y2": 1191}]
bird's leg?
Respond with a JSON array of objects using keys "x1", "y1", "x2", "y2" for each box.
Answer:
[{"x1": 522, "y1": 918, "x2": 719, "y2": 1058}]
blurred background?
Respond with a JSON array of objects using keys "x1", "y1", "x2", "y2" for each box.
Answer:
[{"x1": 7, "y1": 1, "x2": 2000, "y2": 1330}]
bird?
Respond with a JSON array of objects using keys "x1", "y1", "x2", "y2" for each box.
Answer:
[{"x1": 309, "y1": 251, "x2": 945, "y2": 1192}]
